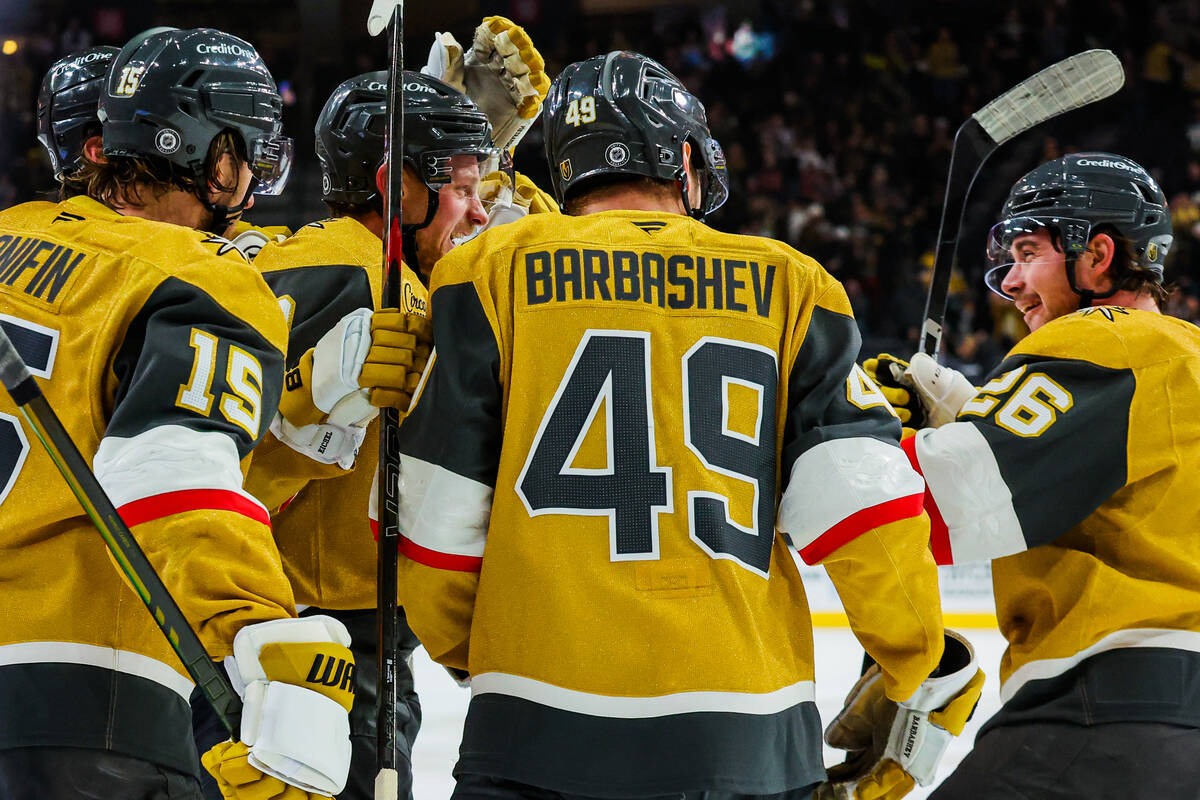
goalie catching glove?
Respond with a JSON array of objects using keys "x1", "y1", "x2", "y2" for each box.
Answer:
[
  {"x1": 423, "y1": 15, "x2": 551, "y2": 152},
  {"x1": 202, "y1": 616, "x2": 356, "y2": 798},
  {"x1": 816, "y1": 631, "x2": 984, "y2": 800},
  {"x1": 273, "y1": 307, "x2": 431, "y2": 468}
]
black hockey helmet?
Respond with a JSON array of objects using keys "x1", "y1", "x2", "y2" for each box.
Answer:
[
  {"x1": 315, "y1": 70, "x2": 496, "y2": 211},
  {"x1": 985, "y1": 153, "x2": 1173, "y2": 302},
  {"x1": 316, "y1": 71, "x2": 389, "y2": 206},
  {"x1": 543, "y1": 51, "x2": 728, "y2": 218},
  {"x1": 37, "y1": 45, "x2": 119, "y2": 180},
  {"x1": 99, "y1": 27, "x2": 293, "y2": 198}
]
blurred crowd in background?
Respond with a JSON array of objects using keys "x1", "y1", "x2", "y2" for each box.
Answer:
[{"x1": 2, "y1": 0, "x2": 1199, "y2": 378}]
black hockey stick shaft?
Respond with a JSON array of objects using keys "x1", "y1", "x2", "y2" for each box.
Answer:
[
  {"x1": 374, "y1": 1, "x2": 405, "y2": 794},
  {"x1": 918, "y1": 119, "x2": 994, "y2": 356},
  {"x1": 0, "y1": 324, "x2": 241, "y2": 736}
]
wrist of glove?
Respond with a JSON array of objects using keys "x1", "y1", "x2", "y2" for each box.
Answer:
[
  {"x1": 206, "y1": 616, "x2": 356, "y2": 797},
  {"x1": 228, "y1": 228, "x2": 286, "y2": 261},
  {"x1": 422, "y1": 16, "x2": 549, "y2": 152},
  {"x1": 269, "y1": 413, "x2": 367, "y2": 470},
  {"x1": 902, "y1": 353, "x2": 976, "y2": 429},
  {"x1": 818, "y1": 631, "x2": 984, "y2": 800},
  {"x1": 276, "y1": 308, "x2": 431, "y2": 435}
]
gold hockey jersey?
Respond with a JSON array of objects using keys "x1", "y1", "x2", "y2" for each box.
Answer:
[
  {"x1": 0, "y1": 196, "x2": 294, "y2": 775},
  {"x1": 907, "y1": 307, "x2": 1200, "y2": 729},
  {"x1": 395, "y1": 209, "x2": 944, "y2": 795},
  {"x1": 245, "y1": 216, "x2": 428, "y2": 609}
]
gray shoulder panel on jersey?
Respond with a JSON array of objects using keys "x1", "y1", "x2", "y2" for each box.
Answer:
[
  {"x1": 398, "y1": 281, "x2": 502, "y2": 488},
  {"x1": 108, "y1": 276, "x2": 285, "y2": 457},
  {"x1": 972, "y1": 353, "x2": 1132, "y2": 550},
  {"x1": 780, "y1": 303, "x2": 901, "y2": 493},
  {"x1": 260, "y1": 264, "x2": 374, "y2": 366}
]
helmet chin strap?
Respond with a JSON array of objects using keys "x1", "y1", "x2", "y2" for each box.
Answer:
[
  {"x1": 201, "y1": 176, "x2": 259, "y2": 236},
  {"x1": 1065, "y1": 254, "x2": 1119, "y2": 310},
  {"x1": 401, "y1": 185, "x2": 439, "y2": 285}
]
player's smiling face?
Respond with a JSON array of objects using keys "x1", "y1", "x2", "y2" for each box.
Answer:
[
  {"x1": 1000, "y1": 227, "x2": 1079, "y2": 331},
  {"x1": 414, "y1": 155, "x2": 487, "y2": 276}
]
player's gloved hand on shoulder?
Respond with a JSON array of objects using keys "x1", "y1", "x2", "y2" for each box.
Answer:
[
  {"x1": 422, "y1": 15, "x2": 550, "y2": 152},
  {"x1": 901, "y1": 353, "x2": 976, "y2": 429},
  {"x1": 273, "y1": 308, "x2": 432, "y2": 468},
  {"x1": 863, "y1": 354, "x2": 924, "y2": 429},
  {"x1": 202, "y1": 616, "x2": 356, "y2": 798},
  {"x1": 815, "y1": 630, "x2": 984, "y2": 800}
]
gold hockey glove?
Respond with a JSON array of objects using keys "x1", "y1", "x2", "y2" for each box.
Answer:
[
  {"x1": 862, "y1": 354, "x2": 921, "y2": 426},
  {"x1": 274, "y1": 308, "x2": 430, "y2": 468},
  {"x1": 817, "y1": 630, "x2": 984, "y2": 800},
  {"x1": 423, "y1": 16, "x2": 550, "y2": 152},
  {"x1": 204, "y1": 616, "x2": 356, "y2": 797}
]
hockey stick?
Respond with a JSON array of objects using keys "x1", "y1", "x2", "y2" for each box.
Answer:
[
  {"x1": 0, "y1": 324, "x2": 242, "y2": 736},
  {"x1": 368, "y1": 1, "x2": 404, "y2": 798},
  {"x1": 919, "y1": 49, "x2": 1124, "y2": 356}
]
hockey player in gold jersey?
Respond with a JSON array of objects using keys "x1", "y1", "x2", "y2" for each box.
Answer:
[
  {"x1": 0, "y1": 28, "x2": 357, "y2": 800},
  {"x1": 395, "y1": 51, "x2": 983, "y2": 800},
  {"x1": 869, "y1": 153, "x2": 1200, "y2": 798},
  {"x1": 227, "y1": 22, "x2": 553, "y2": 795}
]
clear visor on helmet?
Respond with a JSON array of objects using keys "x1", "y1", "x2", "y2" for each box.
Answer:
[
  {"x1": 419, "y1": 146, "x2": 502, "y2": 190},
  {"x1": 983, "y1": 215, "x2": 1092, "y2": 299},
  {"x1": 248, "y1": 132, "x2": 293, "y2": 196}
]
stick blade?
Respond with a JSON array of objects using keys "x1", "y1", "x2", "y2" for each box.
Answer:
[
  {"x1": 367, "y1": 0, "x2": 401, "y2": 36},
  {"x1": 973, "y1": 49, "x2": 1124, "y2": 145}
]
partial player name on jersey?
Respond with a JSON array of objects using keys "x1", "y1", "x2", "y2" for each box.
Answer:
[
  {"x1": 0, "y1": 234, "x2": 87, "y2": 305},
  {"x1": 524, "y1": 246, "x2": 777, "y2": 318}
]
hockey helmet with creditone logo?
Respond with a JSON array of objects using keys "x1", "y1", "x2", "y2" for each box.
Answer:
[
  {"x1": 984, "y1": 153, "x2": 1173, "y2": 300},
  {"x1": 37, "y1": 45, "x2": 120, "y2": 180}
]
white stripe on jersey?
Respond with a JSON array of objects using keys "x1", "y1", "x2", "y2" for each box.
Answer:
[
  {"x1": 1001, "y1": 628, "x2": 1200, "y2": 702},
  {"x1": 397, "y1": 452, "x2": 491, "y2": 558},
  {"x1": 93, "y1": 424, "x2": 265, "y2": 512},
  {"x1": 914, "y1": 423, "x2": 1026, "y2": 564},
  {"x1": 0, "y1": 640, "x2": 194, "y2": 700},
  {"x1": 777, "y1": 436, "x2": 924, "y2": 551},
  {"x1": 471, "y1": 671, "x2": 816, "y2": 718}
]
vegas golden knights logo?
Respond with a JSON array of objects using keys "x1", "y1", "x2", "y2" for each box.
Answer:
[{"x1": 559, "y1": 159, "x2": 573, "y2": 182}]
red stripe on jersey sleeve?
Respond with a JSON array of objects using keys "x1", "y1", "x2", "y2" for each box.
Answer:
[
  {"x1": 901, "y1": 434, "x2": 952, "y2": 565},
  {"x1": 399, "y1": 534, "x2": 483, "y2": 573},
  {"x1": 797, "y1": 492, "x2": 925, "y2": 565},
  {"x1": 117, "y1": 489, "x2": 270, "y2": 528}
]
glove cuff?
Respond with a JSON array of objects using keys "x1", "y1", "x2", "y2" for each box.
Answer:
[
  {"x1": 270, "y1": 413, "x2": 366, "y2": 469},
  {"x1": 245, "y1": 681, "x2": 352, "y2": 795}
]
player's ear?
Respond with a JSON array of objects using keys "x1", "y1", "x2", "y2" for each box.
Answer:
[
  {"x1": 82, "y1": 135, "x2": 105, "y2": 165},
  {"x1": 376, "y1": 162, "x2": 388, "y2": 198},
  {"x1": 1086, "y1": 232, "x2": 1117, "y2": 288}
]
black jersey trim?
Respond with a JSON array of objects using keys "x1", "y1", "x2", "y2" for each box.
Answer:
[
  {"x1": 0, "y1": 661, "x2": 199, "y2": 777},
  {"x1": 260, "y1": 264, "x2": 374, "y2": 366},
  {"x1": 985, "y1": 647, "x2": 1200, "y2": 731},
  {"x1": 454, "y1": 693, "x2": 824, "y2": 796}
]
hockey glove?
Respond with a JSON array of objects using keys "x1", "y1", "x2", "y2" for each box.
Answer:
[
  {"x1": 862, "y1": 354, "x2": 922, "y2": 427},
  {"x1": 204, "y1": 616, "x2": 356, "y2": 797},
  {"x1": 902, "y1": 353, "x2": 976, "y2": 429},
  {"x1": 228, "y1": 228, "x2": 287, "y2": 261},
  {"x1": 274, "y1": 308, "x2": 431, "y2": 468},
  {"x1": 478, "y1": 169, "x2": 536, "y2": 231},
  {"x1": 423, "y1": 16, "x2": 550, "y2": 152},
  {"x1": 817, "y1": 631, "x2": 984, "y2": 800}
]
